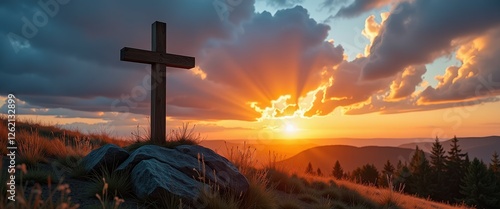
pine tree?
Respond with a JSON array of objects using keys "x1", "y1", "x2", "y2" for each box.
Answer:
[
  {"x1": 489, "y1": 152, "x2": 500, "y2": 208},
  {"x1": 351, "y1": 164, "x2": 379, "y2": 186},
  {"x1": 460, "y1": 158, "x2": 499, "y2": 208},
  {"x1": 393, "y1": 163, "x2": 410, "y2": 193},
  {"x1": 379, "y1": 160, "x2": 395, "y2": 188},
  {"x1": 429, "y1": 137, "x2": 448, "y2": 201},
  {"x1": 408, "y1": 146, "x2": 432, "y2": 197},
  {"x1": 490, "y1": 151, "x2": 500, "y2": 174},
  {"x1": 305, "y1": 162, "x2": 314, "y2": 175},
  {"x1": 396, "y1": 160, "x2": 403, "y2": 171},
  {"x1": 332, "y1": 160, "x2": 344, "y2": 180},
  {"x1": 446, "y1": 136, "x2": 467, "y2": 202},
  {"x1": 317, "y1": 168, "x2": 323, "y2": 176}
]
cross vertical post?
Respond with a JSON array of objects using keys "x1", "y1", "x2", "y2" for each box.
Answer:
[
  {"x1": 120, "y1": 21, "x2": 195, "y2": 145},
  {"x1": 151, "y1": 22, "x2": 167, "y2": 144}
]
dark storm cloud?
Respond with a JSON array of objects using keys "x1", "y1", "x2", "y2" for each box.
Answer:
[
  {"x1": 363, "y1": 0, "x2": 500, "y2": 80},
  {"x1": 0, "y1": 0, "x2": 255, "y2": 118},
  {"x1": 334, "y1": 0, "x2": 391, "y2": 18},
  {"x1": 0, "y1": 1, "x2": 347, "y2": 121}
]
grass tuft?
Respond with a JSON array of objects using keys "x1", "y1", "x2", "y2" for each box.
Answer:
[
  {"x1": 297, "y1": 193, "x2": 319, "y2": 204},
  {"x1": 278, "y1": 201, "x2": 302, "y2": 209},
  {"x1": 85, "y1": 167, "x2": 133, "y2": 199}
]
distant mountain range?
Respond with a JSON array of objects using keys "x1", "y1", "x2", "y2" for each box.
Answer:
[
  {"x1": 399, "y1": 136, "x2": 500, "y2": 162},
  {"x1": 277, "y1": 145, "x2": 418, "y2": 174},
  {"x1": 201, "y1": 136, "x2": 500, "y2": 174}
]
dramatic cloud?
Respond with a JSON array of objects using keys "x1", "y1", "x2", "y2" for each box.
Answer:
[
  {"x1": 344, "y1": 28, "x2": 500, "y2": 114},
  {"x1": 304, "y1": 58, "x2": 392, "y2": 117},
  {"x1": 335, "y1": 0, "x2": 392, "y2": 18},
  {"x1": 363, "y1": 0, "x2": 500, "y2": 80},
  {"x1": 0, "y1": 2, "x2": 347, "y2": 121},
  {"x1": 1, "y1": 0, "x2": 500, "y2": 126},
  {"x1": 266, "y1": 0, "x2": 303, "y2": 8},
  {"x1": 420, "y1": 29, "x2": 500, "y2": 103},
  {"x1": 387, "y1": 66, "x2": 426, "y2": 100},
  {"x1": 167, "y1": 6, "x2": 344, "y2": 120},
  {"x1": 0, "y1": 0, "x2": 255, "y2": 119},
  {"x1": 361, "y1": 13, "x2": 389, "y2": 55}
]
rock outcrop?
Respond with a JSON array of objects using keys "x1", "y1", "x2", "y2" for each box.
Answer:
[
  {"x1": 81, "y1": 144, "x2": 129, "y2": 173},
  {"x1": 81, "y1": 143, "x2": 249, "y2": 203}
]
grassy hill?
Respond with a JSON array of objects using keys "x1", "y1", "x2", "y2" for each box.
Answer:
[{"x1": 0, "y1": 118, "x2": 472, "y2": 209}]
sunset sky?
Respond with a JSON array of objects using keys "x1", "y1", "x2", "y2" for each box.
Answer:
[{"x1": 1, "y1": 0, "x2": 499, "y2": 141}]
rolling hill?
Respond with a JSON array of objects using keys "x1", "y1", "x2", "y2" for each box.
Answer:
[
  {"x1": 200, "y1": 140, "x2": 319, "y2": 167},
  {"x1": 399, "y1": 136, "x2": 500, "y2": 162},
  {"x1": 277, "y1": 145, "x2": 419, "y2": 174}
]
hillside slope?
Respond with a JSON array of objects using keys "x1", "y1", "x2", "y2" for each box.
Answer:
[{"x1": 278, "y1": 145, "x2": 418, "y2": 173}]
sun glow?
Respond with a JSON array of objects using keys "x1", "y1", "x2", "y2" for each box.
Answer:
[{"x1": 284, "y1": 124, "x2": 298, "y2": 133}]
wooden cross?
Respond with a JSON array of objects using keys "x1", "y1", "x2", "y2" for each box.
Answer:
[{"x1": 120, "y1": 21, "x2": 195, "y2": 144}]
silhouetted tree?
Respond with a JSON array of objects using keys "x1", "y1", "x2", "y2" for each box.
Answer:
[
  {"x1": 379, "y1": 160, "x2": 395, "y2": 188},
  {"x1": 332, "y1": 160, "x2": 344, "y2": 180},
  {"x1": 351, "y1": 164, "x2": 379, "y2": 186},
  {"x1": 393, "y1": 163, "x2": 410, "y2": 193},
  {"x1": 460, "y1": 158, "x2": 500, "y2": 209},
  {"x1": 489, "y1": 152, "x2": 500, "y2": 207},
  {"x1": 396, "y1": 160, "x2": 404, "y2": 171},
  {"x1": 317, "y1": 168, "x2": 323, "y2": 176},
  {"x1": 490, "y1": 151, "x2": 500, "y2": 174},
  {"x1": 446, "y1": 136, "x2": 467, "y2": 202},
  {"x1": 429, "y1": 137, "x2": 448, "y2": 201},
  {"x1": 408, "y1": 146, "x2": 432, "y2": 197},
  {"x1": 305, "y1": 162, "x2": 314, "y2": 175}
]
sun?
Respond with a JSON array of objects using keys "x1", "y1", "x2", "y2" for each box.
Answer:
[{"x1": 284, "y1": 124, "x2": 298, "y2": 133}]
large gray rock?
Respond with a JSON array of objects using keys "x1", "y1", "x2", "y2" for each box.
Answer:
[
  {"x1": 81, "y1": 144, "x2": 129, "y2": 173},
  {"x1": 131, "y1": 158, "x2": 203, "y2": 201},
  {"x1": 116, "y1": 145, "x2": 216, "y2": 181},
  {"x1": 176, "y1": 145, "x2": 249, "y2": 195}
]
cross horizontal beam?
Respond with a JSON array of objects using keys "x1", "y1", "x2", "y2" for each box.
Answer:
[{"x1": 120, "y1": 47, "x2": 195, "y2": 69}]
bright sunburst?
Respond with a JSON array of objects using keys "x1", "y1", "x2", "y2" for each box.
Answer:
[{"x1": 284, "y1": 124, "x2": 298, "y2": 133}]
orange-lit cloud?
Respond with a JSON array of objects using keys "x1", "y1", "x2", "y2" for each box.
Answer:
[
  {"x1": 362, "y1": 0, "x2": 500, "y2": 80},
  {"x1": 165, "y1": 7, "x2": 344, "y2": 120}
]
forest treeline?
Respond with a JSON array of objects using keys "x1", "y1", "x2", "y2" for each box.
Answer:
[{"x1": 305, "y1": 136, "x2": 500, "y2": 209}]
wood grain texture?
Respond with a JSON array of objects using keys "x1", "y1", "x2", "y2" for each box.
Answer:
[{"x1": 120, "y1": 48, "x2": 195, "y2": 69}]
